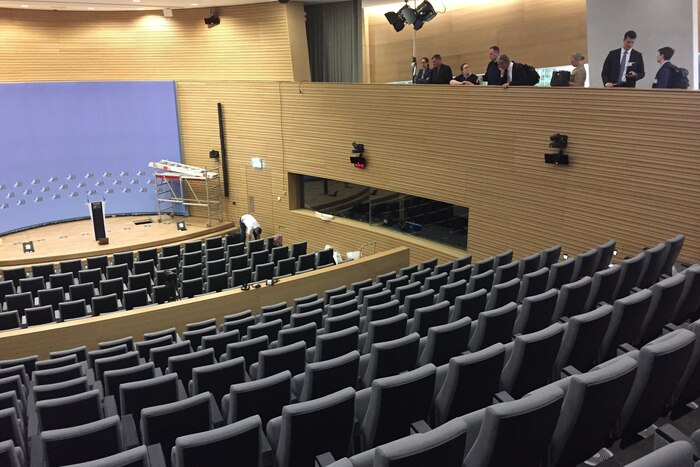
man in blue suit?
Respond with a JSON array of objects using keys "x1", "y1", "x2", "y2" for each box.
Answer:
[
  {"x1": 601, "y1": 30, "x2": 645, "y2": 88},
  {"x1": 652, "y1": 47, "x2": 675, "y2": 88}
]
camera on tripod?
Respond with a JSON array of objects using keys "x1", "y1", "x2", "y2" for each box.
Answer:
[{"x1": 163, "y1": 269, "x2": 179, "y2": 302}]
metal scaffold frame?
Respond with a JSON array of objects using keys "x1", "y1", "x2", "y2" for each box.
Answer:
[{"x1": 149, "y1": 159, "x2": 223, "y2": 227}]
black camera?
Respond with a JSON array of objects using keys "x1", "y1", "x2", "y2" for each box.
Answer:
[{"x1": 549, "y1": 133, "x2": 568, "y2": 149}]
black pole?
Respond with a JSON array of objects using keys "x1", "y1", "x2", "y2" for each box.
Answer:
[{"x1": 217, "y1": 102, "x2": 230, "y2": 197}]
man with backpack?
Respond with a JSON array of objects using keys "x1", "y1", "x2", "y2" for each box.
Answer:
[
  {"x1": 496, "y1": 55, "x2": 540, "y2": 88},
  {"x1": 653, "y1": 46, "x2": 689, "y2": 89}
]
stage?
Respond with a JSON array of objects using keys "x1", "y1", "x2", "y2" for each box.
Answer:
[{"x1": 0, "y1": 216, "x2": 235, "y2": 268}]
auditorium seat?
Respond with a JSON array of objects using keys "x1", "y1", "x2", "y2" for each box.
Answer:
[
  {"x1": 112, "y1": 251, "x2": 134, "y2": 271},
  {"x1": 261, "y1": 307, "x2": 292, "y2": 326},
  {"x1": 168, "y1": 349, "x2": 216, "y2": 387},
  {"x1": 66, "y1": 445, "x2": 154, "y2": 467},
  {"x1": 48, "y1": 272, "x2": 73, "y2": 294},
  {"x1": 60, "y1": 259, "x2": 83, "y2": 280},
  {"x1": 49, "y1": 345, "x2": 87, "y2": 362},
  {"x1": 323, "y1": 286, "x2": 347, "y2": 306},
  {"x1": 140, "y1": 392, "x2": 215, "y2": 465},
  {"x1": 180, "y1": 278, "x2": 203, "y2": 299},
  {"x1": 119, "y1": 373, "x2": 182, "y2": 430},
  {"x1": 500, "y1": 323, "x2": 564, "y2": 399},
  {"x1": 135, "y1": 335, "x2": 173, "y2": 362},
  {"x1": 375, "y1": 271, "x2": 396, "y2": 288},
  {"x1": 221, "y1": 315, "x2": 256, "y2": 335},
  {"x1": 408, "y1": 301, "x2": 450, "y2": 337},
  {"x1": 200, "y1": 330, "x2": 240, "y2": 359},
  {"x1": 92, "y1": 294, "x2": 119, "y2": 316},
  {"x1": 94, "y1": 351, "x2": 140, "y2": 386},
  {"x1": 400, "y1": 290, "x2": 434, "y2": 319},
  {"x1": 103, "y1": 362, "x2": 156, "y2": 409},
  {"x1": 36, "y1": 389, "x2": 102, "y2": 432},
  {"x1": 2, "y1": 268, "x2": 26, "y2": 289},
  {"x1": 123, "y1": 288, "x2": 149, "y2": 311},
  {"x1": 291, "y1": 352, "x2": 359, "y2": 402},
  {"x1": 232, "y1": 267, "x2": 252, "y2": 288},
  {"x1": 553, "y1": 304, "x2": 613, "y2": 377},
  {"x1": 0, "y1": 440, "x2": 23, "y2": 467},
  {"x1": 222, "y1": 335, "x2": 269, "y2": 372},
  {"x1": 545, "y1": 258, "x2": 575, "y2": 291},
  {"x1": 672, "y1": 264, "x2": 700, "y2": 325},
  {"x1": 25, "y1": 305, "x2": 55, "y2": 326},
  {"x1": 512, "y1": 289, "x2": 559, "y2": 335},
  {"x1": 133, "y1": 259, "x2": 156, "y2": 280},
  {"x1": 316, "y1": 248, "x2": 335, "y2": 268},
  {"x1": 326, "y1": 300, "x2": 358, "y2": 319},
  {"x1": 19, "y1": 276, "x2": 44, "y2": 300},
  {"x1": 205, "y1": 258, "x2": 226, "y2": 277},
  {"x1": 79, "y1": 268, "x2": 103, "y2": 291},
  {"x1": 246, "y1": 239, "x2": 265, "y2": 258},
  {"x1": 584, "y1": 264, "x2": 621, "y2": 312},
  {"x1": 172, "y1": 415, "x2": 263, "y2": 467},
  {"x1": 0, "y1": 376, "x2": 27, "y2": 418},
  {"x1": 38, "y1": 287, "x2": 65, "y2": 312},
  {"x1": 181, "y1": 263, "x2": 202, "y2": 281},
  {"x1": 268, "y1": 387, "x2": 355, "y2": 467},
  {"x1": 88, "y1": 345, "x2": 128, "y2": 369},
  {"x1": 31, "y1": 263, "x2": 55, "y2": 283},
  {"x1": 86, "y1": 256, "x2": 109, "y2": 276},
  {"x1": 493, "y1": 250, "x2": 514, "y2": 270},
  {"x1": 289, "y1": 241, "x2": 307, "y2": 260},
  {"x1": 33, "y1": 376, "x2": 89, "y2": 403},
  {"x1": 485, "y1": 278, "x2": 520, "y2": 311},
  {"x1": 273, "y1": 322, "x2": 317, "y2": 349},
  {"x1": 0, "y1": 407, "x2": 24, "y2": 456},
  {"x1": 222, "y1": 309, "x2": 252, "y2": 322},
  {"x1": 448, "y1": 264, "x2": 473, "y2": 284},
  {"x1": 449, "y1": 289, "x2": 487, "y2": 322},
  {"x1": 58, "y1": 299, "x2": 88, "y2": 321},
  {"x1": 189, "y1": 358, "x2": 249, "y2": 407},
  {"x1": 391, "y1": 280, "x2": 418, "y2": 304},
  {"x1": 159, "y1": 255, "x2": 180, "y2": 272},
  {"x1": 433, "y1": 343, "x2": 505, "y2": 425},
  {"x1": 417, "y1": 316, "x2": 471, "y2": 367},
  {"x1": 39, "y1": 415, "x2": 124, "y2": 467},
  {"x1": 69, "y1": 283, "x2": 95, "y2": 310},
  {"x1": 453, "y1": 254, "x2": 472, "y2": 269},
  {"x1": 355, "y1": 364, "x2": 436, "y2": 451},
  {"x1": 611, "y1": 252, "x2": 646, "y2": 301},
  {"x1": 551, "y1": 276, "x2": 592, "y2": 321},
  {"x1": 226, "y1": 242, "x2": 245, "y2": 259},
  {"x1": 249, "y1": 250, "x2": 269, "y2": 270},
  {"x1": 638, "y1": 273, "x2": 686, "y2": 346},
  {"x1": 548, "y1": 355, "x2": 637, "y2": 467},
  {"x1": 460, "y1": 384, "x2": 564, "y2": 467},
  {"x1": 0, "y1": 356, "x2": 37, "y2": 378},
  {"x1": 540, "y1": 245, "x2": 561, "y2": 270},
  {"x1": 472, "y1": 257, "x2": 494, "y2": 276},
  {"x1": 466, "y1": 270, "x2": 494, "y2": 294},
  {"x1": 296, "y1": 253, "x2": 316, "y2": 273},
  {"x1": 493, "y1": 261, "x2": 519, "y2": 286},
  {"x1": 516, "y1": 267, "x2": 549, "y2": 304},
  {"x1": 205, "y1": 237, "x2": 223, "y2": 250},
  {"x1": 434, "y1": 261, "x2": 454, "y2": 276},
  {"x1": 128, "y1": 272, "x2": 153, "y2": 295},
  {"x1": 615, "y1": 329, "x2": 695, "y2": 446},
  {"x1": 0, "y1": 281, "x2": 16, "y2": 310},
  {"x1": 290, "y1": 309, "x2": 323, "y2": 329},
  {"x1": 247, "y1": 320, "x2": 283, "y2": 343},
  {"x1": 249, "y1": 340, "x2": 306, "y2": 380},
  {"x1": 98, "y1": 335, "x2": 134, "y2": 351},
  {"x1": 359, "y1": 314, "x2": 407, "y2": 354},
  {"x1": 254, "y1": 262, "x2": 274, "y2": 282},
  {"x1": 35, "y1": 354, "x2": 78, "y2": 371},
  {"x1": 150, "y1": 341, "x2": 192, "y2": 373},
  {"x1": 467, "y1": 302, "x2": 517, "y2": 352},
  {"x1": 182, "y1": 251, "x2": 202, "y2": 267},
  {"x1": 637, "y1": 242, "x2": 670, "y2": 289},
  {"x1": 138, "y1": 249, "x2": 158, "y2": 264},
  {"x1": 359, "y1": 290, "x2": 392, "y2": 317},
  {"x1": 408, "y1": 268, "x2": 431, "y2": 286},
  {"x1": 517, "y1": 253, "x2": 542, "y2": 280},
  {"x1": 596, "y1": 239, "x2": 617, "y2": 271},
  {"x1": 660, "y1": 234, "x2": 685, "y2": 277},
  {"x1": 571, "y1": 248, "x2": 599, "y2": 282},
  {"x1": 359, "y1": 333, "x2": 419, "y2": 388},
  {"x1": 423, "y1": 272, "x2": 448, "y2": 295},
  {"x1": 0, "y1": 311, "x2": 21, "y2": 331},
  {"x1": 160, "y1": 244, "x2": 180, "y2": 259},
  {"x1": 626, "y1": 441, "x2": 696, "y2": 467},
  {"x1": 275, "y1": 257, "x2": 296, "y2": 277},
  {"x1": 99, "y1": 278, "x2": 125, "y2": 301},
  {"x1": 307, "y1": 326, "x2": 359, "y2": 363},
  {"x1": 222, "y1": 370, "x2": 291, "y2": 429}
]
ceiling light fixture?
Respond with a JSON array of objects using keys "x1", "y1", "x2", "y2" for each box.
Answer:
[{"x1": 20, "y1": 4, "x2": 29, "y2": 7}]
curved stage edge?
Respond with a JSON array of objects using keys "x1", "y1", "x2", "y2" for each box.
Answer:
[
  {"x1": 0, "y1": 215, "x2": 235, "y2": 268},
  {"x1": 0, "y1": 246, "x2": 411, "y2": 360}
]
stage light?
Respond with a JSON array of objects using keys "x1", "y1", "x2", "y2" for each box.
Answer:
[
  {"x1": 204, "y1": 14, "x2": 220, "y2": 27},
  {"x1": 384, "y1": 11, "x2": 405, "y2": 32},
  {"x1": 22, "y1": 241, "x2": 34, "y2": 253},
  {"x1": 416, "y1": 1, "x2": 437, "y2": 23},
  {"x1": 398, "y1": 4, "x2": 417, "y2": 24},
  {"x1": 177, "y1": 221, "x2": 187, "y2": 231}
]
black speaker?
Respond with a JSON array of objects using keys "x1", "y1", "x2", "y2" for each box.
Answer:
[{"x1": 544, "y1": 153, "x2": 569, "y2": 165}]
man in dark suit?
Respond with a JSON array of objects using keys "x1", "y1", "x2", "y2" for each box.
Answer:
[
  {"x1": 481, "y1": 46, "x2": 503, "y2": 85},
  {"x1": 601, "y1": 30, "x2": 645, "y2": 87},
  {"x1": 653, "y1": 46, "x2": 675, "y2": 88},
  {"x1": 414, "y1": 57, "x2": 431, "y2": 84},
  {"x1": 427, "y1": 54, "x2": 452, "y2": 84},
  {"x1": 496, "y1": 55, "x2": 535, "y2": 87}
]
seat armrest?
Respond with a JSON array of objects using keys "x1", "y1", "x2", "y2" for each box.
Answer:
[
  {"x1": 177, "y1": 380, "x2": 188, "y2": 399},
  {"x1": 561, "y1": 366, "x2": 582, "y2": 377},
  {"x1": 155, "y1": 367, "x2": 163, "y2": 377},
  {"x1": 558, "y1": 317, "x2": 570, "y2": 324},
  {"x1": 29, "y1": 434, "x2": 44, "y2": 467},
  {"x1": 315, "y1": 452, "x2": 336, "y2": 467},
  {"x1": 598, "y1": 301, "x2": 610, "y2": 307},
  {"x1": 631, "y1": 287, "x2": 643, "y2": 294},
  {"x1": 209, "y1": 394, "x2": 225, "y2": 427},
  {"x1": 660, "y1": 274, "x2": 671, "y2": 280},
  {"x1": 663, "y1": 323, "x2": 680, "y2": 333},
  {"x1": 655, "y1": 423, "x2": 693, "y2": 449},
  {"x1": 121, "y1": 414, "x2": 140, "y2": 449},
  {"x1": 618, "y1": 343, "x2": 637, "y2": 354},
  {"x1": 93, "y1": 380, "x2": 104, "y2": 397},
  {"x1": 103, "y1": 395, "x2": 118, "y2": 417},
  {"x1": 28, "y1": 400, "x2": 39, "y2": 436},
  {"x1": 512, "y1": 333, "x2": 522, "y2": 338},
  {"x1": 494, "y1": 391, "x2": 514, "y2": 403},
  {"x1": 147, "y1": 444, "x2": 168, "y2": 467},
  {"x1": 410, "y1": 419, "x2": 431, "y2": 434},
  {"x1": 261, "y1": 429, "x2": 274, "y2": 467}
]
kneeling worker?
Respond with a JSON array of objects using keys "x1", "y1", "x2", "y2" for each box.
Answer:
[{"x1": 239, "y1": 214, "x2": 262, "y2": 241}]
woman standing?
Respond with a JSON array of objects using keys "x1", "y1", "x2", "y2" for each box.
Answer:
[{"x1": 569, "y1": 52, "x2": 587, "y2": 87}]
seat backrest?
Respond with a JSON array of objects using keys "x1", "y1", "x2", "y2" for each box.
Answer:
[
  {"x1": 173, "y1": 415, "x2": 263, "y2": 467},
  {"x1": 467, "y1": 270, "x2": 494, "y2": 294},
  {"x1": 549, "y1": 355, "x2": 637, "y2": 467},
  {"x1": 225, "y1": 335, "x2": 269, "y2": 371},
  {"x1": 472, "y1": 257, "x2": 494, "y2": 276},
  {"x1": 190, "y1": 358, "x2": 248, "y2": 409},
  {"x1": 462, "y1": 384, "x2": 564, "y2": 467},
  {"x1": 468, "y1": 302, "x2": 517, "y2": 352},
  {"x1": 150, "y1": 340, "x2": 192, "y2": 372},
  {"x1": 513, "y1": 288, "x2": 558, "y2": 335},
  {"x1": 36, "y1": 353, "x2": 78, "y2": 371},
  {"x1": 596, "y1": 240, "x2": 617, "y2": 272},
  {"x1": 221, "y1": 315, "x2": 257, "y2": 335},
  {"x1": 168, "y1": 348, "x2": 216, "y2": 385},
  {"x1": 411, "y1": 301, "x2": 450, "y2": 337},
  {"x1": 639, "y1": 273, "x2": 686, "y2": 346},
  {"x1": 453, "y1": 255, "x2": 472, "y2": 269},
  {"x1": 449, "y1": 264, "x2": 473, "y2": 284},
  {"x1": 517, "y1": 253, "x2": 542, "y2": 279},
  {"x1": 324, "y1": 310, "x2": 361, "y2": 333},
  {"x1": 540, "y1": 245, "x2": 561, "y2": 269},
  {"x1": 625, "y1": 441, "x2": 695, "y2": 467},
  {"x1": 278, "y1": 322, "x2": 317, "y2": 348},
  {"x1": 545, "y1": 258, "x2": 575, "y2": 291},
  {"x1": 41, "y1": 415, "x2": 123, "y2": 467},
  {"x1": 357, "y1": 283, "x2": 384, "y2": 304},
  {"x1": 418, "y1": 316, "x2": 471, "y2": 367},
  {"x1": 660, "y1": 234, "x2": 685, "y2": 277},
  {"x1": 94, "y1": 351, "x2": 140, "y2": 385},
  {"x1": 34, "y1": 362, "x2": 84, "y2": 386},
  {"x1": 434, "y1": 343, "x2": 505, "y2": 425},
  {"x1": 123, "y1": 288, "x2": 149, "y2": 310},
  {"x1": 376, "y1": 272, "x2": 397, "y2": 288},
  {"x1": 423, "y1": 272, "x2": 448, "y2": 295},
  {"x1": 104, "y1": 362, "x2": 156, "y2": 411},
  {"x1": 375, "y1": 417, "x2": 467, "y2": 467},
  {"x1": 296, "y1": 298, "x2": 324, "y2": 315},
  {"x1": 119, "y1": 373, "x2": 179, "y2": 426},
  {"x1": 364, "y1": 300, "x2": 400, "y2": 329},
  {"x1": 493, "y1": 261, "x2": 519, "y2": 286},
  {"x1": 516, "y1": 267, "x2": 549, "y2": 303},
  {"x1": 362, "y1": 333, "x2": 420, "y2": 388},
  {"x1": 571, "y1": 248, "x2": 600, "y2": 281},
  {"x1": 552, "y1": 276, "x2": 592, "y2": 321},
  {"x1": 262, "y1": 306, "x2": 293, "y2": 326},
  {"x1": 637, "y1": 242, "x2": 670, "y2": 289},
  {"x1": 290, "y1": 309, "x2": 323, "y2": 329},
  {"x1": 324, "y1": 286, "x2": 348, "y2": 305},
  {"x1": 38, "y1": 287, "x2": 64, "y2": 311},
  {"x1": 672, "y1": 264, "x2": 700, "y2": 325},
  {"x1": 314, "y1": 326, "x2": 359, "y2": 362},
  {"x1": 553, "y1": 304, "x2": 613, "y2": 377},
  {"x1": 599, "y1": 289, "x2": 653, "y2": 361},
  {"x1": 500, "y1": 323, "x2": 564, "y2": 398},
  {"x1": 585, "y1": 264, "x2": 621, "y2": 311},
  {"x1": 486, "y1": 278, "x2": 520, "y2": 311},
  {"x1": 329, "y1": 291, "x2": 357, "y2": 307},
  {"x1": 326, "y1": 299, "x2": 359, "y2": 318},
  {"x1": 275, "y1": 387, "x2": 356, "y2": 467},
  {"x1": 618, "y1": 329, "x2": 696, "y2": 442},
  {"x1": 300, "y1": 352, "x2": 360, "y2": 402},
  {"x1": 182, "y1": 326, "x2": 217, "y2": 351},
  {"x1": 4, "y1": 292, "x2": 34, "y2": 317},
  {"x1": 402, "y1": 290, "x2": 435, "y2": 319},
  {"x1": 363, "y1": 314, "x2": 408, "y2": 354},
  {"x1": 135, "y1": 335, "x2": 173, "y2": 361},
  {"x1": 408, "y1": 268, "x2": 431, "y2": 286},
  {"x1": 361, "y1": 364, "x2": 436, "y2": 449},
  {"x1": 0, "y1": 356, "x2": 37, "y2": 378},
  {"x1": 436, "y1": 279, "x2": 467, "y2": 307},
  {"x1": 0, "y1": 439, "x2": 23, "y2": 467},
  {"x1": 227, "y1": 370, "x2": 291, "y2": 427},
  {"x1": 201, "y1": 329, "x2": 240, "y2": 360},
  {"x1": 255, "y1": 340, "x2": 306, "y2": 379},
  {"x1": 451, "y1": 289, "x2": 487, "y2": 322},
  {"x1": 141, "y1": 392, "x2": 213, "y2": 462},
  {"x1": 232, "y1": 267, "x2": 252, "y2": 287},
  {"x1": 92, "y1": 293, "x2": 119, "y2": 316},
  {"x1": 37, "y1": 389, "x2": 102, "y2": 431}
]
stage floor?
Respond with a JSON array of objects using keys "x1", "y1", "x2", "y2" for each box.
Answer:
[{"x1": 0, "y1": 216, "x2": 235, "y2": 267}]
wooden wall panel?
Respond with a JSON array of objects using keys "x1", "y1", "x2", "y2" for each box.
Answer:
[
  {"x1": 0, "y1": 3, "x2": 309, "y2": 82},
  {"x1": 176, "y1": 82, "x2": 699, "y2": 265},
  {"x1": 364, "y1": 0, "x2": 587, "y2": 83}
]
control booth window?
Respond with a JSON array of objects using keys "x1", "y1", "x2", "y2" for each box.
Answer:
[{"x1": 299, "y1": 175, "x2": 468, "y2": 249}]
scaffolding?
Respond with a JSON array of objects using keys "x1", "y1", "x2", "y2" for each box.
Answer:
[{"x1": 149, "y1": 159, "x2": 223, "y2": 227}]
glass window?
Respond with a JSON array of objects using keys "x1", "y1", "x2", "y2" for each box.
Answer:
[{"x1": 299, "y1": 175, "x2": 467, "y2": 249}]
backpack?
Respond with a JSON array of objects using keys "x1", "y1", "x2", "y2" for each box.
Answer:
[
  {"x1": 669, "y1": 64, "x2": 690, "y2": 89},
  {"x1": 522, "y1": 64, "x2": 540, "y2": 86},
  {"x1": 550, "y1": 70, "x2": 571, "y2": 87}
]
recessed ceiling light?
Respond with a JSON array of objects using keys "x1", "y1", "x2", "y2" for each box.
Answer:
[
  {"x1": 132, "y1": 0, "x2": 140, "y2": 3},
  {"x1": 136, "y1": 6, "x2": 144, "y2": 9},
  {"x1": 87, "y1": 6, "x2": 95, "y2": 9},
  {"x1": 20, "y1": 4, "x2": 29, "y2": 7},
  {"x1": 190, "y1": 2, "x2": 198, "y2": 5}
]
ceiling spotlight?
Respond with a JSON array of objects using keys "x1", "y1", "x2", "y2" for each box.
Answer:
[
  {"x1": 416, "y1": 1, "x2": 437, "y2": 23},
  {"x1": 398, "y1": 4, "x2": 417, "y2": 24},
  {"x1": 204, "y1": 14, "x2": 220, "y2": 27},
  {"x1": 384, "y1": 11, "x2": 404, "y2": 32}
]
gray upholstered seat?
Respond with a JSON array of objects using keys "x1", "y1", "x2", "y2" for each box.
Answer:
[
  {"x1": 552, "y1": 304, "x2": 613, "y2": 377},
  {"x1": 435, "y1": 279, "x2": 467, "y2": 307},
  {"x1": 36, "y1": 389, "x2": 102, "y2": 432},
  {"x1": 291, "y1": 351, "x2": 360, "y2": 402},
  {"x1": 359, "y1": 314, "x2": 408, "y2": 355},
  {"x1": 625, "y1": 441, "x2": 695, "y2": 467},
  {"x1": 307, "y1": 326, "x2": 359, "y2": 363},
  {"x1": 492, "y1": 261, "x2": 519, "y2": 286},
  {"x1": 64, "y1": 445, "x2": 151, "y2": 467},
  {"x1": 551, "y1": 276, "x2": 592, "y2": 321},
  {"x1": 512, "y1": 288, "x2": 559, "y2": 335},
  {"x1": 584, "y1": 264, "x2": 621, "y2": 311},
  {"x1": 671, "y1": 264, "x2": 700, "y2": 325},
  {"x1": 485, "y1": 278, "x2": 520, "y2": 311},
  {"x1": 571, "y1": 248, "x2": 600, "y2": 281},
  {"x1": 449, "y1": 289, "x2": 487, "y2": 322},
  {"x1": 222, "y1": 370, "x2": 291, "y2": 430},
  {"x1": 638, "y1": 273, "x2": 686, "y2": 346},
  {"x1": 358, "y1": 333, "x2": 420, "y2": 388},
  {"x1": 611, "y1": 252, "x2": 646, "y2": 301},
  {"x1": 540, "y1": 245, "x2": 561, "y2": 269},
  {"x1": 467, "y1": 302, "x2": 517, "y2": 352},
  {"x1": 40, "y1": 415, "x2": 124, "y2": 467},
  {"x1": 545, "y1": 258, "x2": 575, "y2": 291},
  {"x1": 417, "y1": 316, "x2": 471, "y2": 366},
  {"x1": 598, "y1": 288, "x2": 652, "y2": 361},
  {"x1": 249, "y1": 340, "x2": 306, "y2": 380},
  {"x1": 516, "y1": 267, "x2": 549, "y2": 304},
  {"x1": 637, "y1": 242, "x2": 670, "y2": 289}
]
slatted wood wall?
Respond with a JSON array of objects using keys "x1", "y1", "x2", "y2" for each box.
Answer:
[
  {"x1": 177, "y1": 81, "x2": 700, "y2": 265},
  {"x1": 363, "y1": 0, "x2": 588, "y2": 83},
  {"x1": 0, "y1": 3, "x2": 309, "y2": 82}
]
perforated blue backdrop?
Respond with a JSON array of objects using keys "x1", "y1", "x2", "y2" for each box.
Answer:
[{"x1": 0, "y1": 81, "x2": 185, "y2": 235}]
